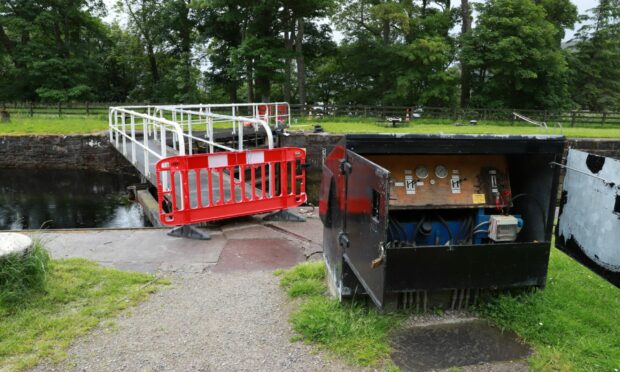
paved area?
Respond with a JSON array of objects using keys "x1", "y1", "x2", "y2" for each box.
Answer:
[
  {"x1": 21, "y1": 207, "x2": 530, "y2": 371},
  {"x1": 33, "y1": 271, "x2": 353, "y2": 372},
  {"x1": 27, "y1": 208, "x2": 322, "y2": 274}
]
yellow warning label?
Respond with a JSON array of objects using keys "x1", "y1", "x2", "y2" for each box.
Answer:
[{"x1": 472, "y1": 194, "x2": 486, "y2": 204}]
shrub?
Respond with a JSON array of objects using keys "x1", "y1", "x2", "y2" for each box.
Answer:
[{"x1": 0, "y1": 242, "x2": 50, "y2": 306}]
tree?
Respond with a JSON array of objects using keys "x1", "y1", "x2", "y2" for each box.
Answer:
[
  {"x1": 459, "y1": 0, "x2": 472, "y2": 107},
  {"x1": 461, "y1": 0, "x2": 570, "y2": 109},
  {"x1": 329, "y1": 0, "x2": 457, "y2": 106},
  {"x1": 568, "y1": 0, "x2": 620, "y2": 111},
  {"x1": 0, "y1": 0, "x2": 109, "y2": 102}
]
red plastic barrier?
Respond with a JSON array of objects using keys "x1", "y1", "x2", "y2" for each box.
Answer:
[
  {"x1": 257, "y1": 104, "x2": 288, "y2": 117},
  {"x1": 155, "y1": 148, "x2": 307, "y2": 225}
]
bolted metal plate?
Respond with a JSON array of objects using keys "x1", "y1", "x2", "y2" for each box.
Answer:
[{"x1": 390, "y1": 319, "x2": 531, "y2": 371}]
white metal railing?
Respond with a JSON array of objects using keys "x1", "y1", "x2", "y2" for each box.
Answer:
[{"x1": 109, "y1": 103, "x2": 283, "y2": 191}]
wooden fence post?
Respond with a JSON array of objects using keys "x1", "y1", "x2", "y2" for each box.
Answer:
[
  {"x1": 58, "y1": 102, "x2": 62, "y2": 117},
  {"x1": 29, "y1": 102, "x2": 33, "y2": 117},
  {"x1": 601, "y1": 111, "x2": 607, "y2": 127},
  {"x1": 571, "y1": 111, "x2": 576, "y2": 127},
  {"x1": 86, "y1": 102, "x2": 90, "y2": 116}
]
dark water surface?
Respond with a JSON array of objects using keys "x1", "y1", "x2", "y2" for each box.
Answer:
[{"x1": 0, "y1": 168, "x2": 149, "y2": 230}]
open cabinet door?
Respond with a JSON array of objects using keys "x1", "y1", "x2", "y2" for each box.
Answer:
[
  {"x1": 342, "y1": 150, "x2": 390, "y2": 309},
  {"x1": 556, "y1": 149, "x2": 620, "y2": 287}
]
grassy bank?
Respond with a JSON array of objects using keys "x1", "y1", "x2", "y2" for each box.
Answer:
[
  {"x1": 277, "y1": 249, "x2": 620, "y2": 370},
  {"x1": 480, "y1": 248, "x2": 620, "y2": 370},
  {"x1": 0, "y1": 116, "x2": 108, "y2": 135},
  {"x1": 0, "y1": 256, "x2": 166, "y2": 371},
  {"x1": 3, "y1": 115, "x2": 620, "y2": 138},
  {"x1": 292, "y1": 117, "x2": 620, "y2": 138}
]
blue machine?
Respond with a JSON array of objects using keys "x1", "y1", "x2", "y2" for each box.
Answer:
[{"x1": 388, "y1": 208, "x2": 523, "y2": 246}]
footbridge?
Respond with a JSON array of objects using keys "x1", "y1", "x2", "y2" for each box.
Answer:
[{"x1": 108, "y1": 103, "x2": 307, "y2": 233}]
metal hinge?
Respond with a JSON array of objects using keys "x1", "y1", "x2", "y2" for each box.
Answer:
[
  {"x1": 338, "y1": 231, "x2": 350, "y2": 248},
  {"x1": 339, "y1": 160, "x2": 352, "y2": 175}
]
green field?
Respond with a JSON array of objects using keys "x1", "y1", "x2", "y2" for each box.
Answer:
[
  {"x1": 292, "y1": 117, "x2": 620, "y2": 138},
  {"x1": 0, "y1": 116, "x2": 108, "y2": 135},
  {"x1": 278, "y1": 248, "x2": 620, "y2": 370},
  {"x1": 3, "y1": 115, "x2": 620, "y2": 138}
]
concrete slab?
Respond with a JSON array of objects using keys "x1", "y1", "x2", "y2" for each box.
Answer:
[
  {"x1": 20, "y1": 205, "x2": 325, "y2": 274},
  {"x1": 262, "y1": 207, "x2": 323, "y2": 246},
  {"x1": 212, "y1": 238, "x2": 305, "y2": 272},
  {"x1": 28, "y1": 228, "x2": 225, "y2": 273},
  {"x1": 222, "y1": 224, "x2": 289, "y2": 240}
]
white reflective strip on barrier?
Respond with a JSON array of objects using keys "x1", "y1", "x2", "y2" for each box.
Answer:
[
  {"x1": 208, "y1": 154, "x2": 228, "y2": 168},
  {"x1": 247, "y1": 151, "x2": 265, "y2": 164}
]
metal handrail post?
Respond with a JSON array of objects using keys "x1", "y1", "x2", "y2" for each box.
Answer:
[
  {"x1": 121, "y1": 113, "x2": 127, "y2": 156},
  {"x1": 130, "y1": 114, "x2": 136, "y2": 164},
  {"x1": 108, "y1": 109, "x2": 113, "y2": 144},
  {"x1": 114, "y1": 110, "x2": 119, "y2": 149},
  {"x1": 143, "y1": 116, "x2": 149, "y2": 177},
  {"x1": 188, "y1": 112, "x2": 193, "y2": 155}
]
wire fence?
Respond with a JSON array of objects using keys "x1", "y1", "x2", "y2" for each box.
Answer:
[{"x1": 2, "y1": 102, "x2": 620, "y2": 127}]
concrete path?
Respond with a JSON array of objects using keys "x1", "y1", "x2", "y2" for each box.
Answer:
[
  {"x1": 27, "y1": 208, "x2": 352, "y2": 372},
  {"x1": 27, "y1": 207, "x2": 321, "y2": 274}
]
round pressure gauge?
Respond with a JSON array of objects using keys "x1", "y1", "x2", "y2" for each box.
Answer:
[
  {"x1": 435, "y1": 165, "x2": 448, "y2": 179},
  {"x1": 415, "y1": 166, "x2": 429, "y2": 179}
]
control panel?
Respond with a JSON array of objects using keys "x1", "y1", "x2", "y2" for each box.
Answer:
[{"x1": 366, "y1": 154, "x2": 512, "y2": 209}]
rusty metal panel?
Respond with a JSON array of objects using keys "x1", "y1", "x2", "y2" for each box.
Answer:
[
  {"x1": 366, "y1": 154, "x2": 512, "y2": 209},
  {"x1": 556, "y1": 149, "x2": 620, "y2": 287}
]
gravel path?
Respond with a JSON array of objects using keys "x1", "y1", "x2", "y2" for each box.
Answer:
[{"x1": 34, "y1": 271, "x2": 355, "y2": 372}]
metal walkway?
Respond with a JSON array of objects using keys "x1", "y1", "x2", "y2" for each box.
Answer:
[{"x1": 109, "y1": 103, "x2": 290, "y2": 216}]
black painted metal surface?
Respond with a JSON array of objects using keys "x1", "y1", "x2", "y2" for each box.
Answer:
[{"x1": 320, "y1": 134, "x2": 565, "y2": 310}]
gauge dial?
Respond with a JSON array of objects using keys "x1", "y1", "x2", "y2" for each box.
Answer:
[
  {"x1": 415, "y1": 166, "x2": 429, "y2": 179},
  {"x1": 435, "y1": 165, "x2": 448, "y2": 179}
]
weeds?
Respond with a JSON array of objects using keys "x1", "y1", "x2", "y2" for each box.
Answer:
[{"x1": 0, "y1": 241, "x2": 50, "y2": 306}]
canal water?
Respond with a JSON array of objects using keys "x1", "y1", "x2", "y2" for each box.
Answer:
[{"x1": 0, "y1": 168, "x2": 150, "y2": 230}]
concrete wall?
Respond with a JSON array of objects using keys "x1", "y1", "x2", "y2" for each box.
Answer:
[
  {"x1": 280, "y1": 132, "x2": 620, "y2": 204},
  {"x1": 0, "y1": 134, "x2": 132, "y2": 172}
]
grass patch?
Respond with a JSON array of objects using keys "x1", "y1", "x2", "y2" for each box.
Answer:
[
  {"x1": 280, "y1": 251, "x2": 620, "y2": 370},
  {"x1": 479, "y1": 248, "x2": 620, "y2": 371},
  {"x1": 0, "y1": 256, "x2": 167, "y2": 371},
  {"x1": 292, "y1": 117, "x2": 620, "y2": 138},
  {"x1": 276, "y1": 261, "x2": 403, "y2": 368},
  {"x1": 2, "y1": 115, "x2": 619, "y2": 137},
  {"x1": 0, "y1": 116, "x2": 108, "y2": 135},
  {"x1": 0, "y1": 242, "x2": 50, "y2": 306}
]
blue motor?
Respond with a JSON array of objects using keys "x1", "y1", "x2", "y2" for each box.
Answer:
[{"x1": 388, "y1": 208, "x2": 523, "y2": 246}]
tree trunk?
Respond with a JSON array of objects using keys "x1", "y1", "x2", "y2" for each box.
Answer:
[
  {"x1": 147, "y1": 44, "x2": 160, "y2": 83},
  {"x1": 460, "y1": 0, "x2": 472, "y2": 108},
  {"x1": 178, "y1": 0, "x2": 193, "y2": 99},
  {"x1": 283, "y1": 26, "x2": 294, "y2": 103},
  {"x1": 382, "y1": 19, "x2": 390, "y2": 45},
  {"x1": 295, "y1": 18, "x2": 306, "y2": 109},
  {"x1": 246, "y1": 61, "x2": 254, "y2": 103},
  {"x1": 256, "y1": 75, "x2": 271, "y2": 102}
]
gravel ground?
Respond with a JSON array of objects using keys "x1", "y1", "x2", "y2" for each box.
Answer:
[{"x1": 33, "y1": 271, "x2": 356, "y2": 372}]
